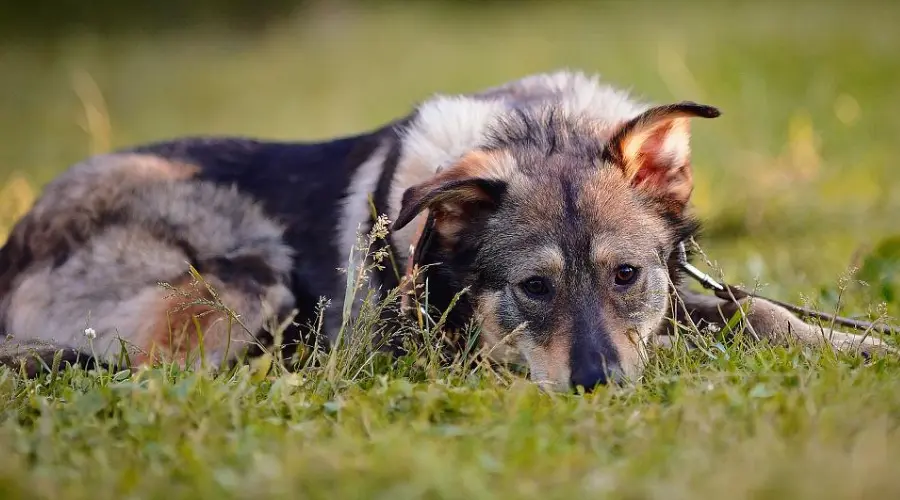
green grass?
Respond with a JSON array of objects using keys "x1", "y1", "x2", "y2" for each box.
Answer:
[
  {"x1": 4, "y1": 335, "x2": 900, "y2": 499},
  {"x1": 2, "y1": 1, "x2": 900, "y2": 498}
]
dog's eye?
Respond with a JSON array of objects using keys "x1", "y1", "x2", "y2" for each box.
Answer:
[
  {"x1": 614, "y1": 265, "x2": 639, "y2": 286},
  {"x1": 520, "y1": 276, "x2": 552, "y2": 299}
]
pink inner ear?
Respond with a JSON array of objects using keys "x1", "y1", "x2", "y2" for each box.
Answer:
[
  {"x1": 630, "y1": 121, "x2": 675, "y2": 188},
  {"x1": 626, "y1": 119, "x2": 694, "y2": 208}
]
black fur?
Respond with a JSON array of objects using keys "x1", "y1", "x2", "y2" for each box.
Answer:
[{"x1": 128, "y1": 127, "x2": 400, "y2": 348}]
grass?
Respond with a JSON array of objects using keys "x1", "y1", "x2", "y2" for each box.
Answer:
[{"x1": 2, "y1": 0, "x2": 900, "y2": 498}]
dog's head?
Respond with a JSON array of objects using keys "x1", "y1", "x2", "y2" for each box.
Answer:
[{"x1": 393, "y1": 102, "x2": 719, "y2": 391}]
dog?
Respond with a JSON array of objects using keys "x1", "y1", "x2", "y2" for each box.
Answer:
[{"x1": 0, "y1": 70, "x2": 891, "y2": 390}]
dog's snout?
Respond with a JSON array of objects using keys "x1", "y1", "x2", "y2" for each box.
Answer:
[
  {"x1": 570, "y1": 365, "x2": 609, "y2": 392},
  {"x1": 569, "y1": 313, "x2": 622, "y2": 392},
  {"x1": 569, "y1": 343, "x2": 623, "y2": 392}
]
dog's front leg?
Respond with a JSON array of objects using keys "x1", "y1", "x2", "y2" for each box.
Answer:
[{"x1": 672, "y1": 287, "x2": 896, "y2": 356}]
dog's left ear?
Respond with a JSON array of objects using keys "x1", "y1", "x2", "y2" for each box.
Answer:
[
  {"x1": 393, "y1": 151, "x2": 508, "y2": 238},
  {"x1": 605, "y1": 102, "x2": 720, "y2": 211}
]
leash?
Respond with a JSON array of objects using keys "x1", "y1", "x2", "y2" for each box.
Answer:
[{"x1": 676, "y1": 241, "x2": 897, "y2": 335}]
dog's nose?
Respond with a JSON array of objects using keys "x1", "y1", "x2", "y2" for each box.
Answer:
[{"x1": 569, "y1": 366, "x2": 610, "y2": 393}]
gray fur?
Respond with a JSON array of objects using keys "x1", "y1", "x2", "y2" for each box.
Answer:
[{"x1": 1, "y1": 154, "x2": 294, "y2": 367}]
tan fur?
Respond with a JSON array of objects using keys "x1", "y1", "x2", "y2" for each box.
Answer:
[
  {"x1": 474, "y1": 291, "x2": 522, "y2": 364},
  {"x1": 131, "y1": 275, "x2": 293, "y2": 369},
  {"x1": 521, "y1": 333, "x2": 572, "y2": 391},
  {"x1": 395, "y1": 150, "x2": 517, "y2": 244},
  {"x1": 608, "y1": 326, "x2": 646, "y2": 381},
  {"x1": 530, "y1": 246, "x2": 566, "y2": 278},
  {"x1": 133, "y1": 277, "x2": 224, "y2": 367}
]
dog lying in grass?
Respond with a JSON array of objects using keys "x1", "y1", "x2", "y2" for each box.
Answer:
[{"x1": 0, "y1": 70, "x2": 891, "y2": 390}]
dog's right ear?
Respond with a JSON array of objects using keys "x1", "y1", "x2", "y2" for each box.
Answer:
[
  {"x1": 393, "y1": 151, "x2": 508, "y2": 238},
  {"x1": 605, "y1": 101, "x2": 720, "y2": 213}
]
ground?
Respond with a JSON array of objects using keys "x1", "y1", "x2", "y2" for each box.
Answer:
[{"x1": 1, "y1": 1, "x2": 900, "y2": 498}]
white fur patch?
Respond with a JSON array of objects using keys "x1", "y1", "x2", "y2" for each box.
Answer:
[
  {"x1": 388, "y1": 98, "x2": 507, "y2": 258},
  {"x1": 337, "y1": 143, "x2": 391, "y2": 260},
  {"x1": 483, "y1": 70, "x2": 649, "y2": 128},
  {"x1": 325, "y1": 143, "x2": 392, "y2": 345},
  {"x1": 399, "y1": 97, "x2": 508, "y2": 176}
]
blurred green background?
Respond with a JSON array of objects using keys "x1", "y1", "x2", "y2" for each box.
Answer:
[{"x1": 0, "y1": 0, "x2": 898, "y2": 315}]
